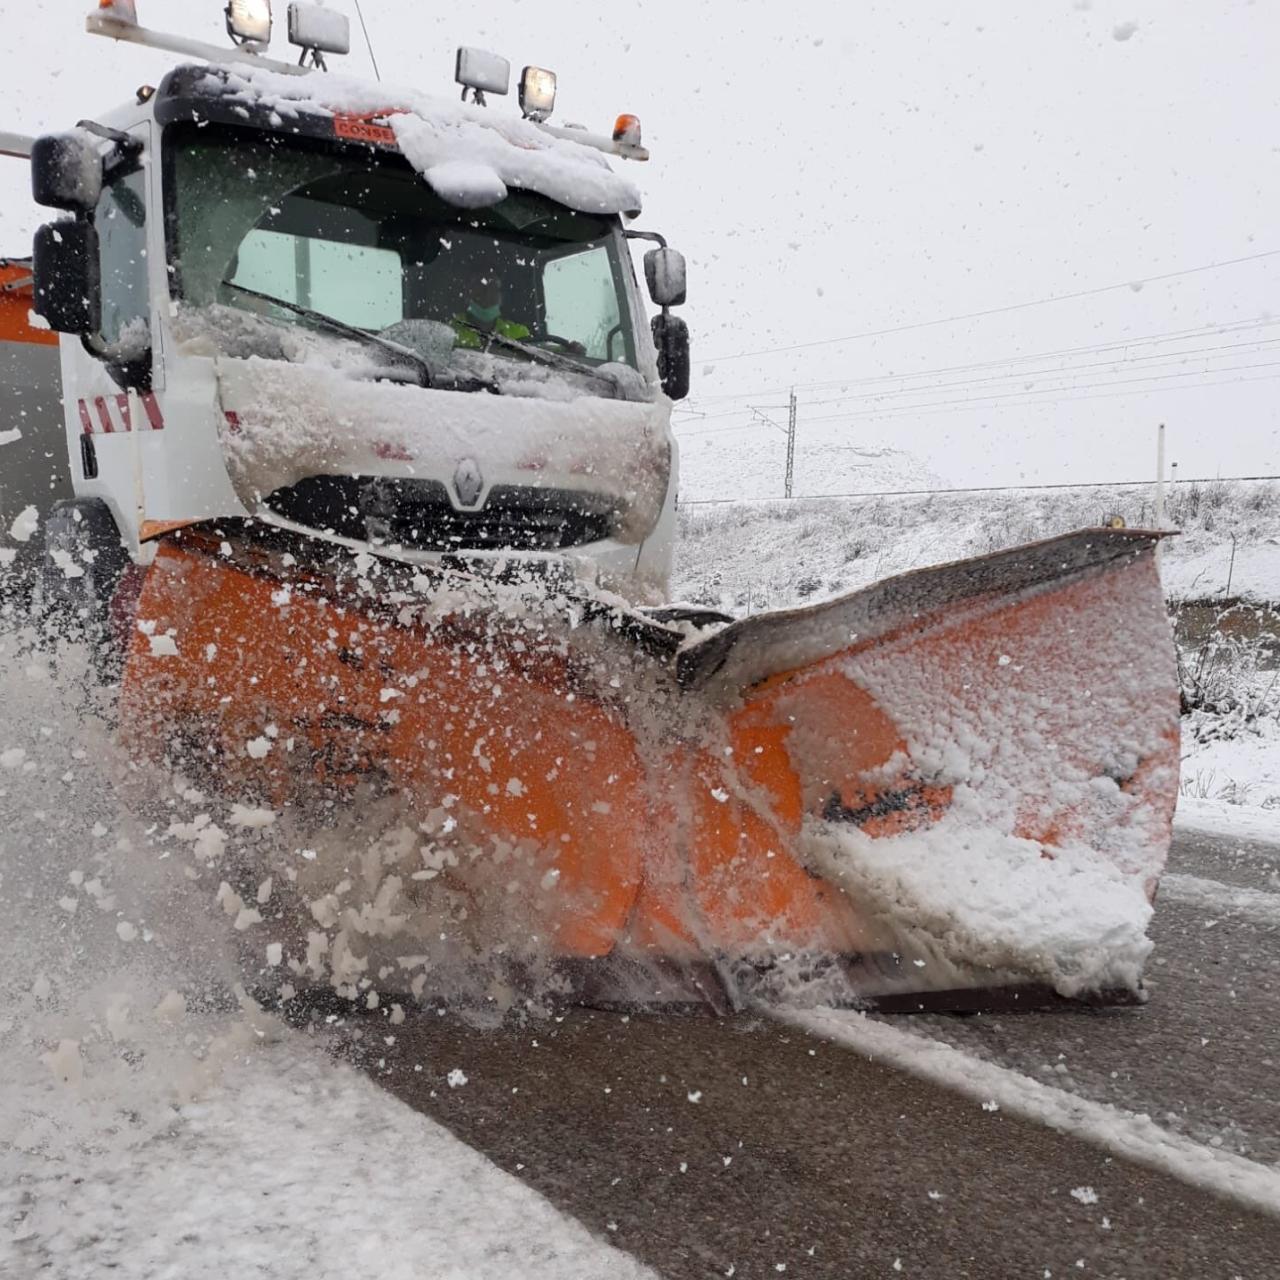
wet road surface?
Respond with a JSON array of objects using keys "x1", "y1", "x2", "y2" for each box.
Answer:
[{"x1": 305, "y1": 825, "x2": 1280, "y2": 1279}]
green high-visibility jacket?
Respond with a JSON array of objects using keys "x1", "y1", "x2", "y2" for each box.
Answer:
[{"x1": 452, "y1": 313, "x2": 531, "y2": 349}]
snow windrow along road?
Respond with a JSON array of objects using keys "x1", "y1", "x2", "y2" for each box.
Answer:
[{"x1": 2, "y1": 1036, "x2": 660, "y2": 1280}]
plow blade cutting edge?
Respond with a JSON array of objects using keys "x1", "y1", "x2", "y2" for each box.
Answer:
[{"x1": 119, "y1": 527, "x2": 1179, "y2": 1012}]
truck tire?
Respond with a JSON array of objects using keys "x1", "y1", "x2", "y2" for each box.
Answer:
[{"x1": 40, "y1": 497, "x2": 131, "y2": 658}]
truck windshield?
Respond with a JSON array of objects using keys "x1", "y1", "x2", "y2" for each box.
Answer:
[{"x1": 164, "y1": 123, "x2": 640, "y2": 377}]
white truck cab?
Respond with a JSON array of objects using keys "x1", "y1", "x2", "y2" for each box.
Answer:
[{"x1": 24, "y1": 3, "x2": 690, "y2": 611}]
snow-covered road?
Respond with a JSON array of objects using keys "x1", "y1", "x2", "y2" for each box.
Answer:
[{"x1": 2, "y1": 1029, "x2": 656, "y2": 1279}]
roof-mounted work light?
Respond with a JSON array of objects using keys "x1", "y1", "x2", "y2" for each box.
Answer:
[
  {"x1": 455, "y1": 47, "x2": 509, "y2": 106},
  {"x1": 519, "y1": 66, "x2": 557, "y2": 122},
  {"x1": 226, "y1": 0, "x2": 272, "y2": 48},
  {"x1": 287, "y1": 3, "x2": 348, "y2": 67}
]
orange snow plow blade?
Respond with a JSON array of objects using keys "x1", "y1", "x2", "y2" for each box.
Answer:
[{"x1": 118, "y1": 526, "x2": 1179, "y2": 1011}]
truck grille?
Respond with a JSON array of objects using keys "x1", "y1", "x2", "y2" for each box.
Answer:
[{"x1": 265, "y1": 475, "x2": 621, "y2": 553}]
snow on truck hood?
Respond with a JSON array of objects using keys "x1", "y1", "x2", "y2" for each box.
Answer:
[
  {"x1": 198, "y1": 64, "x2": 643, "y2": 217},
  {"x1": 214, "y1": 357, "x2": 671, "y2": 535}
]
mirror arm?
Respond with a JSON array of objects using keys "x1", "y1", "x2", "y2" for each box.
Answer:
[
  {"x1": 75, "y1": 118, "x2": 143, "y2": 178},
  {"x1": 623, "y1": 228, "x2": 668, "y2": 249}
]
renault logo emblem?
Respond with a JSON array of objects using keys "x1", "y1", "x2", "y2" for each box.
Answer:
[{"x1": 452, "y1": 457, "x2": 484, "y2": 508}]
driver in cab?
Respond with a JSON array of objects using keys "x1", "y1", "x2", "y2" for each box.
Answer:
[{"x1": 451, "y1": 276, "x2": 529, "y2": 349}]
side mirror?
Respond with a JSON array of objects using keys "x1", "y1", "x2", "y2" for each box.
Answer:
[
  {"x1": 33, "y1": 221, "x2": 100, "y2": 336},
  {"x1": 651, "y1": 312, "x2": 690, "y2": 401},
  {"x1": 31, "y1": 131, "x2": 103, "y2": 212},
  {"x1": 644, "y1": 247, "x2": 687, "y2": 308}
]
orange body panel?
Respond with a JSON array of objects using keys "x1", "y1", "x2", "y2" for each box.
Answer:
[{"x1": 0, "y1": 263, "x2": 57, "y2": 346}]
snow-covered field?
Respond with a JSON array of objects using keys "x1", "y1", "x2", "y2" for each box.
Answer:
[{"x1": 673, "y1": 477, "x2": 1280, "y2": 611}]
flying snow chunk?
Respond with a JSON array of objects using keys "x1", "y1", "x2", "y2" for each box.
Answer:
[
  {"x1": 1112, "y1": 21, "x2": 1138, "y2": 41},
  {"x1": 246, "y1": 736, "x2": 272, "y2": 759},
  {"x1": 8, "y1": 504, "x2": 38, "y2": 543},
  {"x1": 194, "y1": 824, "x2": 228, "y2": 862},
  {"x1": 1070, "y1": 1186, "x2": 1100, "y2": 1205},
  {"x1": 447, "y1": 1068, "x2": 469, "y2": 1088},
  {"x1": 42, "y1": 1038, "x2": 83, "y2": 1088},
  {"x1": 154, "y1": 990, "x2": 186, "y2": 1021},
  {"x1": 234, "y1": 906, "x2": 263, "y2": 931},
  {"x1": 148, "y1": 633, "x2": 180, "y2": 657},
  {"x1": 116, "y1": 921, "x2": 138, "y2": 942},
  {"x1": 266, "y1": 941, "x2": 283, "y2": 967},
  {"x1": 423, "y1": 160, "x2": 508, "y2": 209},
  {"x1": 51, "y1": 548, "x2": 85, "y2": 579},
  {"x1": 230, "y1": 803, "x2": 279, "y2": 829}
]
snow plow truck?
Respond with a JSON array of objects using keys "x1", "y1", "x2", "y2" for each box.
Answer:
[{"x1": 0, "y1": 2, "x2": 1180, "y2": 1012}]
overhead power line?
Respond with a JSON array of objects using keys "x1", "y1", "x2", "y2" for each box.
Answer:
[
  {"x1": 702, "y1": 248, "x2": 1280, "y2": 364},
  {"x1": 797, "y1": 357, "x2": 1280, "y2": 425},
  {"x1": 795, "y1": 335, "x2": 1280, "y2": 411},
  {"x1": 679, "y1": 474, "x2": 1280, "y2": 508},
  {"x1": 678, "y1": 351, "x2": 1280, "y2": 436},
  {"x1": 677, "y1": 367, "x2": 1280, "y2": 437},
  {"x1": 689, "y1": 315, "x2": 1280, "y2": 406},
  {"x1": 679, "y1": 328, "x2": 1280, "y2": 426}
]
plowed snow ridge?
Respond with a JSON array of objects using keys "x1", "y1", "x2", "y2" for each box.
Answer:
[
  {"x1": 1160, "y1": 873, "x2": 1280, "y2": 926},
  {"x1": 2, "y1": 1036, "x2": 659, "y2": 1279},
  {"x1": 783, "y1": 1006, "x2": 1280, "y2": 1219}
]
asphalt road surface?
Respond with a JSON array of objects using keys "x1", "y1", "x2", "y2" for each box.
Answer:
[{"x1": 308, "y1": 825, "x2": 1280, "y2": 1279}]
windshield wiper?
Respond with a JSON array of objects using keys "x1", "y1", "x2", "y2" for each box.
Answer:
[
  {"x1": 223, "y1": 281, "x2": 433, "y2": 387},
  {"x1": 453, "y1": 318, "x2": 622, "y2": 396}
]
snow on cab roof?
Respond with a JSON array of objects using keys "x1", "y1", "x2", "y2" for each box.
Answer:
[{"x1": 199, "y1": 62, "x2": 643, "y2": 219}]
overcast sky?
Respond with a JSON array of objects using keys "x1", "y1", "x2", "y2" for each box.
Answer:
[{"x1": 2, "y1": 1, "x2": 1276, "y2": 496}]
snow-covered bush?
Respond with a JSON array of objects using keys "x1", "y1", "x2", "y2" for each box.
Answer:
[{"x1": 1176, "y1": 618, "x2": 1278, "y2": 734}]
